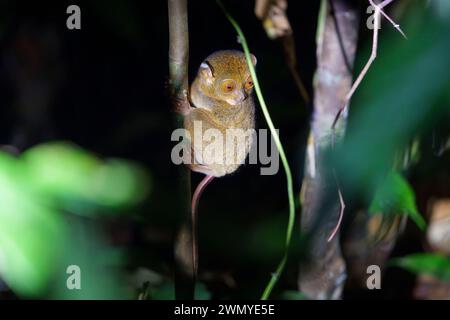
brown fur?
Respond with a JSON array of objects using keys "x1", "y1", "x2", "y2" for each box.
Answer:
[{"x1": 185, "y1": 50, "x2": 256, "y2": 177}]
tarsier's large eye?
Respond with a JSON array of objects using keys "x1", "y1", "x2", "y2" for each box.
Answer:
[
  {"x1": 221, "y1": 79, "x2": 236, "y2": 93},
  {"x1": 244, "y1": 77, "x2": 254, "y2": 90}
]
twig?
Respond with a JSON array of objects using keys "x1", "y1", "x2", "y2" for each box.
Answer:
[
  {"x1": 280, "y1": 36, "x2": 311, "y2": 105},
  {"x1": 332, "y1": 0, "x2": 406, "y2": 130},
  {"x1": 168, "y1": 0, "x2": 195, "y2": 300},
  {"x1": 329, "y1": 0, "x2": 407, "y2": 241},
  {"x1": 255, "y1": 0, "x2": 310, "y2": 105},
  {"x1": 327, "y1": 171, "x2": 346, "y2": 242}
]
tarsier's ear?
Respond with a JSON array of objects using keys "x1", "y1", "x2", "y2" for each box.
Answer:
[
  {"x1": 250, "y1": 54, "x2": 257, "y2": 66},
  {"x1": 200, "y1": 61, "x2": 214, "y2": 79}
]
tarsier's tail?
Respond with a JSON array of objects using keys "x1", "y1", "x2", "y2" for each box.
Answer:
[
  {"x1": 191, "y1": 174, "x2": 215, "y2": 276},
  {"x1": 192, "y1": 175, "x2": 215, "y2": 216}
]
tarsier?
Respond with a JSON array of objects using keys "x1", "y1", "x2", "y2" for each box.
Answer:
[{"x1": 175, "y1": 50, "x2": 257, "y2": 271}]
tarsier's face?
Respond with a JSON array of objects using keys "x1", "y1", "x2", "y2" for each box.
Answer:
[{"x1": 198, "y1": 50, "x2": 257, "y2": 106}]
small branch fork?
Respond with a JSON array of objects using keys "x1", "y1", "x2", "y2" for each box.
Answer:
[
  {"x1": 328, "y1": 170, "x2": 346, "y2": 242},
  {"x1": 331, "y1": 0, "x2": 406, "y2": 130},
  {"x1": 328, "y1": 0, "x2": 407, "y2": 242}
]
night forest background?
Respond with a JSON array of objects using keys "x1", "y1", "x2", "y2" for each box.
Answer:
[{"x1": 0, "y1": 0, "x2": 449, "y2": 300}]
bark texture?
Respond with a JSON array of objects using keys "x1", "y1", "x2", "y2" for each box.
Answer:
[{"x1": 298, "y1": 0, "x2": 360, "y2": 300}]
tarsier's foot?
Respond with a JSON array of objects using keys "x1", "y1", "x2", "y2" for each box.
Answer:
[
  {"x1": 171, "y1": 90, "x2": 192, "y2": 116},
  {"x1": 188, "y1": 163, "x2": 217, "y2": 177}
]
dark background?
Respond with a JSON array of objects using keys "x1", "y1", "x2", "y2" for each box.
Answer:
[{"x1": 0, "y1": 0, "x2": 436, "y2": 299}]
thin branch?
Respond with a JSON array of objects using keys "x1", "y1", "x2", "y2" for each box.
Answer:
[
  {"x1": 255, "y1": 0, "x2": 310, "y2": 105},
  {"x1": 329, "y1": 0, "x2": 407, "y2": 244},
  {"x1": 168, "y1": 0, "x2": 189, "y2": 101},
  {"x1": 332, "y1": 5, "x2": 379, "y2": 129},
  {"x1": 332, "y1": 0, "x2": 406, "y2": 130},
  {"x1": 327, "y1": 171, "x2": 346, "y2": 242},
  {"x1": 280, "y1": 36, "x2": 311, "y2": 105},
  {"x1": 168, "y1": 0, "x2": 195, "y2": 300}
]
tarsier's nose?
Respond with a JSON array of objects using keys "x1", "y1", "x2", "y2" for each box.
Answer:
[{"x1": 242, "y1": 90, "x2": 248, "y2": 101}]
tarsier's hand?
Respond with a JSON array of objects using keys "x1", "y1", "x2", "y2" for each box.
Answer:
[{"x1": 171, "y1": 89, "x2": 192, "y2": 116}]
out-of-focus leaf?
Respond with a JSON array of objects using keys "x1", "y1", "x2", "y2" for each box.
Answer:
[
  {"x1": 432, "y1": 0, "x2": 450, "y2": 19},
  {"x1": 0, "y1": 152, "x2": 65, "y2": 297},
  {"x1": 369, "y1": 171, "x2": 426, "y2": 230},
  {"x1": 194, "y1": 282, "x2": 211, "y2": 300},
  {"x1": 151, "y1": 283, "x2": 175, "y2": 300},
  {"x1": 22, "y1": 141, "x2": 150, "y2": 214},
  {"x1": 91, "y1": 158, "x2": 149, "y2": 208},
  {"x1": 279, "y1": 290, "x2": 307, "y2": 300},
  {"x1": 22, "y1": 142, "x2": 102, "y2": 203},
  {"x1": 335, "y1": 8, "x2": 450, "y2": 205},
  {"x1": 50, "y1": 220, "x2": 130, "y2": 299},
  {"x1": 0, "y1": 142, "x2": 148, "y2": 298},
  {"x1": 390, "y1": 253, "x2": 450, "y2": 282}
]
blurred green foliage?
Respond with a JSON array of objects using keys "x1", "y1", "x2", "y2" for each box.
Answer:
[
  {"x1": 368, "y1": 171, "x2": 425, "y2": 230},
  {"x1": 391, "y1": 254, "x2": 450, "y2": 282},
  {"x1": 22, "y1": 142, "x2": 149, "y2": 213},
  {"x1": 0, "y1": 142, "x2": 150, "y2": 298},
  {"x1": 50, "y1": 221, "x2": 130, "y2": 299},
  {"x1": 0, "y1": 151, "x2": 65, "y2": 296},
  {"x1": 0, "y1": 0, "x2": 448, "y2": 300},
  {"x1": 279, "y1": 290, "x2": 306, "y2": 300},
  {"x1": 335, "y1": 4, "x2": 450, "y2": 221}
]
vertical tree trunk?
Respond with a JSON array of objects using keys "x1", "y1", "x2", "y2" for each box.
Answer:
[
  {"x1": 168, "y1": 0, "x2": 194, "y2": 299},
  {"x1": 298, "y1": 0, "x2": 360, "y2": 300}
]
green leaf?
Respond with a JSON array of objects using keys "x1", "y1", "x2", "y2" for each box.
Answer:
[
  {"x1": 390, "y1": 253, "x2": 450, "y2": 282},
  {"x1": 279, "y1": 290, "x2": 307, "y2": 300},
  {"x1": 194, "y1": 282, "x2": 211, "y2": 300},
  {"x1": 22, "y1": 141, "x2": 150, "y2": 214},
  {"x1": 369, "y1": 171, "x2": 426, "y2": 230},
  {"x1": 90, "y1": 158, "x2": 150, "y2": 208},
  {"x1": 335, "y1": 8, "x2": 450, "y2": 213},
  {"x1": 0, "y1": 143, "x2": 146, "y2": 298},
  {"x1": 0, "y1": 152, "x2": 65, "y2": 297},
  {"x1": 21, "y1": 142, "x2": 102, "y2": 203},
  {"x1": 50, "y1": 223, "x2": 130, "y2": 300},
  {"x1": 151, "y1": 283, "x2": 175, "y2": 300}
]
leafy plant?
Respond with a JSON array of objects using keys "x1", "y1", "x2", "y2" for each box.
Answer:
[
  {"x1": 390, "y1": 253, "x2": 450, "y2": 282},
  {"x1": 368, "y1": 171, "x2": 426, "y2": 230},
  {"x1": 0, "y1": 142, "x2": 149, "y2": 297}
]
